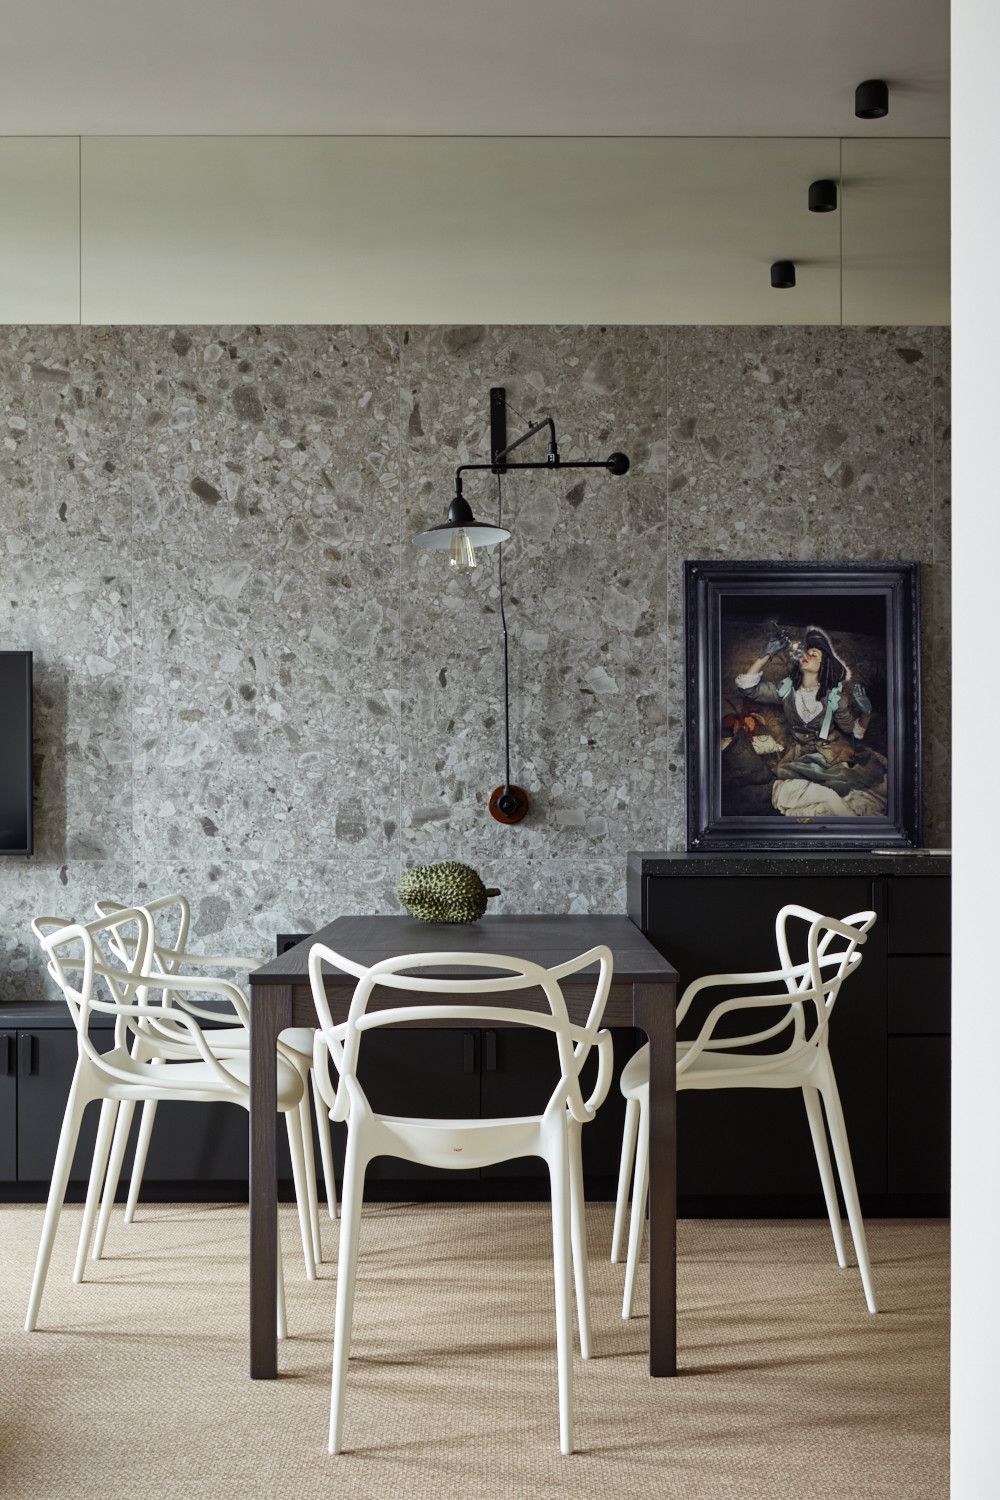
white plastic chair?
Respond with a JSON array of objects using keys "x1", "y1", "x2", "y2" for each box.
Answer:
[
  {"x1": 25, "y1": 907, "x2": 311, "y2": 1337},
  {"x1": 92, "y1": 893, "x2": 338, "y2": 1271},
  {"x1": 611, "y1": 906, "x2": 878, "y2": 1319},
  {"x1": 309, "y1": 943, "x2": 614, "y2": 1457}
]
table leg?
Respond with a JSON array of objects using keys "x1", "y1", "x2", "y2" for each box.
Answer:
[
  {"x1": 250, "y1": 982, "x2": 291, "y2": 1378},
  {"x1": 634, "y1": 980, "x2": 677, "y2": 1376}
]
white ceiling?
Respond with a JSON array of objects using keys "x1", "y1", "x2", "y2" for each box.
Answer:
[{"x1": 0, "y1": 0, "x2": 948, "y2": 137}]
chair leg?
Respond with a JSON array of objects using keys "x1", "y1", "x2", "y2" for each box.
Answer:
[
  {"x1": 92, "y1": 1099, "x2": 136, "y2": 1261},
  {"x1": 25, "y1": 1073, "x2": 91, "y2": 1331},
  {"x1": 73, "y1": 1098, "x2": 117, "y2": 1283},
  {"x1": 567, "y1": 1118, "x2": 592, "y2": 1359},
  {"x1": 298, "y1": 1089, "x2": 323, "y2": 1266},
  {"x1": 276, "y1": 1218, "x2": 288, "y2": 1342},
  {"x1": 821, "y1": 1073, "x2": 878, "y2": 1314},
  {"x1": 611, "y1": 1095, "x2": 640, "y2": 1264},
  {"x1": 548, "y1": 1126, "x2": 575, "y2": 1457},
  {"x1": 329, "y1": 1140, "x2": 367, "y2": 1455},
  {"x1": 622, "y1": 1101, "x2": 649, "y2": 1321},
  {"x1": 284, "y1": 1107, "x2": 317, "y2": 1281},
  {"x1": 124, "y1": 1099, "x2": 157, "y2": 1224},
  {"x1": 802, "y1": 1086, "x2": 847, "y2": 1269},
  {"x1": 312, "y1": 1069, "x2": 338, "y2": 1220}
]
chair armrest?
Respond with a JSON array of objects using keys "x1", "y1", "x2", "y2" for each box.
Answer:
[
  {"x1": 81, "y1": 997, "x2": 243, "y2": 1093},
  {"x1": 581, "y1": 1030, "x2": 614, "y2": 1118},
  {"x1": 88, "y1": 963, "x2": 253, "y2": 1029},
  {"x1": 677, "y1": 989, "x2": 814, "y2": 1075},
  {"x1": 155, "y1": 947, "x2": 264, "y2": 973},
  {"x1": 676, "y1": 962, "x2": 812, "y2": 1025},
  {"x1": 312, "y1": 1030, "x2": 339, "y2": 1112}
]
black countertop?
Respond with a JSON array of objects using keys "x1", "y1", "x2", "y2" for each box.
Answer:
[{"x1": 628, "y1": 849, "x2": 951, "y2": 878}]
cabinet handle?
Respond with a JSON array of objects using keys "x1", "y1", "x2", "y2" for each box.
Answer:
[
  {"x1": 18, "y1": 1033, "x2": 36, "y2": 1076},
  {"x1": 0, "y1": 1034, "x2": 13, "y2": 1076},
  {"x1": 484, "y1": 1030, "x2": 497, "y2": 1073},
  {"x1": 462, "y1": 1032, "x2": 476, "y2": 1074}
]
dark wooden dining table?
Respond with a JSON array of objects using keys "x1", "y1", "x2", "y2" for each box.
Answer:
[{"x1": 247, "y1": 912, "x2": 678, "y2": 1379}]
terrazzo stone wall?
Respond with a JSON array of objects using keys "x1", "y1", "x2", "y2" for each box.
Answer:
[{"x1": 0, "y1": 325, "x2": 950, "y2": 999}]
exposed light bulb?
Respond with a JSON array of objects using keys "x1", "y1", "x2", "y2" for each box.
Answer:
[{"x1": 449, "y1": 529, "x2": 477, "y2": 574}]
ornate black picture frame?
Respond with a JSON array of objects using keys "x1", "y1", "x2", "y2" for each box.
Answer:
[{"x1": 685, "y1": 561, "x2": 921, "y2": 851}]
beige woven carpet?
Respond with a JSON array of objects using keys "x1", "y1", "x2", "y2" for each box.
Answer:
[{"x1": 0, "y1": 1203, "x2": 948, "y2": 1500}]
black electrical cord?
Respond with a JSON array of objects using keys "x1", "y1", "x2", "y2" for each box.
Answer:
[{"x1": 496, "y1": 469, "x2": 512, "y2": 793}]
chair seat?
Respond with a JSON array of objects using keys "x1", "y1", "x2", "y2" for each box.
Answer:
[
  {"x1": 98, "y1": 1045, "x2": 305, "y2": 1109},
  {"x1": 370, "y1": 1111, "x2": 545, "y2": 1172},
  {"x1": 202, "y1": 1025, "x2": 315, "y2": 1058}
]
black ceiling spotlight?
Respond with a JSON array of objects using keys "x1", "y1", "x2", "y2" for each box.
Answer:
[
  {"x1": 855, "y1": 78, "x2": 889, "y2": 119},
  {"x1": 808, "y1": 179, "x2": 838, "y2": 214},
  {"x1": 413, "y1": 387, "x2": 630, "y2": 824},
  {"x1": 770, "y1": 260, "x2": 796, "y2": 290}
]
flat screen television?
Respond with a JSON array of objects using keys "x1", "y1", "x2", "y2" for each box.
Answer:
[{"x1": 0, "y1": 652, "x2": 32, "y2": 854}]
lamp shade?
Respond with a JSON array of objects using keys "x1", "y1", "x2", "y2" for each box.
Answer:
[
  {"x1": 412, "y1": 491, "x2": 510, "y2": 550},
  {"x1": 412, "y1": 519, "x2": 511, "y2": 550}
]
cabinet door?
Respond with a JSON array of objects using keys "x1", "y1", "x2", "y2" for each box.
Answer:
[
  {"x1": 480, "y1": 1027, "x2": 637, "y2": 1190},
  {"x1": 0, "y1": 1034, "x2": 15, "y2": 1182},
  {"x1": 357, "y1": 1029, "x2": 481, "y2": 1182},
  {"x1": 887, "y1": 956, "x2": 950, "y2": 1034},
  {"x1": 645, "y1": 877, "x2": 886, "y2": 1199},
  {"x1": 15, "y1": 1028, "x2": 291, "y2": 1185},
  {"x1": 886, "y1": 877, "x2": 950, "y2": 954},
  {"x1": 888, "y1": 1037, "x2": 950, "y2": 1195},
  {"x1": 16, "y1": 1030, "x2": 106, "y2": 1182},
  {"x1": 125, "y1": 1098, "x2": 262, "y2": 1182}
]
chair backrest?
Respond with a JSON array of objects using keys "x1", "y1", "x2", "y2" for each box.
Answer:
[
  {"x1": 678, "y1": 906, "x2": 876, "y2": 1077},
  {"x1": 33, "y1": 907, "x2": 153, "y2": 1062},
  {"x1": 31, "y1": 908, "x2": 249, "y2": 1098},
  {"x1": 94, "y1": 893, "x2": 191, "y2": 974},
  {"x1": 309, "y1": 944, "x2": 614, "y2": 1126}
]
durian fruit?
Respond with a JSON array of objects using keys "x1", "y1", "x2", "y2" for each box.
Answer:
[{"x1": 398, "y1": 862, "x2": 500, "y2": 924}]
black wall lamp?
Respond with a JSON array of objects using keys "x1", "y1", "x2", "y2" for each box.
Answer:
[
  {"x1": 413, "y1": 387, "x2": 630, "y2": 824},
  {"x1": 413, "y1": 386, "x2": 629, "y2": 574},
  {"x1": 770, "y1": 260, "x2": 796, "y2": 289}
]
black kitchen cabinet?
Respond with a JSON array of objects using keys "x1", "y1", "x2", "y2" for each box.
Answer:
[
  {"x1": 0, "y1": 1009, "x2": 296, "y2": 1194},
  {"x1": 15, "y1": 1028, "x2": 106, "y2": 1182},
  {"x1": 627, "y1": 851, "x2": 951, "y2": 1213},
  {"x1": 4, "y1": 854, "x2": 951, "y2": 1210},
  {"x1": 888, "y1": 1037, "x2": 951, "y2": 1195},
  {"x1": 0, "y1": 1032, "x2": 15, "y2": 1182}
]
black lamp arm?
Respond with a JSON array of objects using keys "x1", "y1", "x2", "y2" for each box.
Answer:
[
  {"x1": 454, "y1": 455, "x2": 623, "y2": 487},
  {"x1": 494, "y1": 416, "x2": 559, "y2": 464}
]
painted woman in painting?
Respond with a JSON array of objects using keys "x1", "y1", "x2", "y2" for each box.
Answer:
[{"x1": 733, "y1": 625, "x2": 888, "y2": 817}]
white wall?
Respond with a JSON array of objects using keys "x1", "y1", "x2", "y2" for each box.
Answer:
[{"x1": 951, "y1": 2, "x2": 1000, "y2": 1493}]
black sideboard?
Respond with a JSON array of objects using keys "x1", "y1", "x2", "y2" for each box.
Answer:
[
  {"x1": 627, "y1": 851, "x2": 951, "y2": 1215},
  {"x1": 0, "y1": 998, "x2": 636, "y2": 1204},
  {"x1": 3, "y1": 853, "x2": 949, "y2": 1212}
]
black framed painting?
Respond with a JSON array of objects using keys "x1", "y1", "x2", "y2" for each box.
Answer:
[{"x1": 684, "y1": 561, "x2": 921, "y2": 851}]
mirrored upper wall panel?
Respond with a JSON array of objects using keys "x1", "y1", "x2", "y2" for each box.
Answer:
[
  {"x1": 0, "y1": 136, "x2": 949, "y2": 324},
  {"x1": 0, "y1": 139, "x2": 79, "y2": 324},
  {"x1": 841, "y1": 138, "x2": 949, "y2": 324}
]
